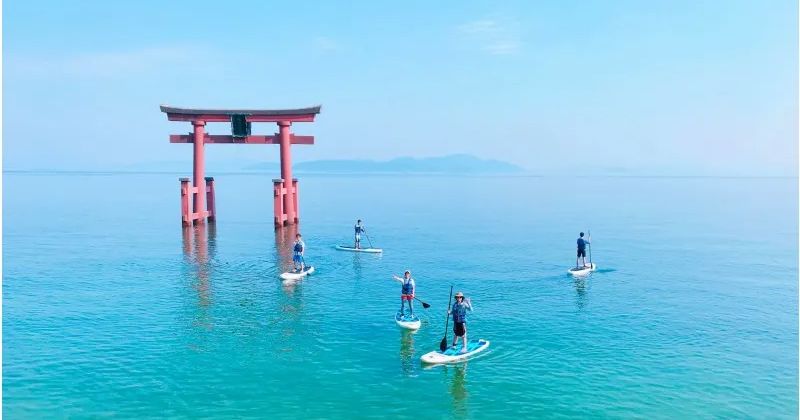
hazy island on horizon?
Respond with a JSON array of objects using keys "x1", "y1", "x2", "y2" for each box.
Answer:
[
  {"x1": 47, "y1": 154, "x2": 527, "y2": 175},
  {"x1": 245, "y1": 154, "x2": 524, "y2": 174}
]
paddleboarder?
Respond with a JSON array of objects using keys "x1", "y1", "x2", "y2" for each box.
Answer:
[
  {"x1": 449, "y1": 292, "x2": 473, "y2": 353},
  {"x1": 354, "y1": 219, "x2": 366, "y2": 249},
  {"x1": 392, "y1": 270, "x2": 416, "y2": 316},
  {"x1": 576, "y1": 232, "x2": 591, "y2": 268},
  {"x1": 293, "y1": 233, "x2": 306, "y2": 272}
]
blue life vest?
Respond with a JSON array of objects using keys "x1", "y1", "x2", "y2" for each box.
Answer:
[
  {"x1": 293, "y1": 241, "x2": 303, "y2": 254},
  {"x1": 355, "y1": 225, "x2": 364, "y2": 234},
  {"x1": 402, "y1": 278, "x2": 413, "y2": 294},
  {"x1": 577, "y1": 238, "x2": 586, "y2": 250},
  {"x1": 452, "y1": 302, "x2": 467, "y2": 323}
]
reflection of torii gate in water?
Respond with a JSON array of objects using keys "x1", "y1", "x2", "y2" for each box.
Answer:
[{"x1": 160, "y1": 105, "x2": 321, "y2": 227}]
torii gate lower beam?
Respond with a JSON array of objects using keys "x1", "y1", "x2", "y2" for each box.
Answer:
[{"x1": 161, "y1": 105, "x2": 321, "y2": 228}]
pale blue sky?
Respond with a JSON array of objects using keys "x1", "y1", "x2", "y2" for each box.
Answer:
[{"x1": 4, "y1": 0, "x2": 798, "y2": 175}]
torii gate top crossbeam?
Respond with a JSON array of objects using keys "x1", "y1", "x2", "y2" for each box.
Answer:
[{"x1": 160, "y1": 105, "x2": 321, "y2": 122}]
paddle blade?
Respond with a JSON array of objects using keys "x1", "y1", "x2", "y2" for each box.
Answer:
[
  {"x1": 421, "y1": 301, "x2": 431, "y2": 309},
  {"x1": 439, "y1": 337, "x2": 448, "y2": 352}
]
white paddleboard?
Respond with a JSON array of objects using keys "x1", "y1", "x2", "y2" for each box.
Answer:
[
  {"x1": 395, "y1": 312, "x2": 421, "y2": 330},
  {"x1": 420, "y1": 339, "x2": 490, "y2": 364},
  {"x1": 568, "y1": 263, "x2": 596, "y2": 276},
  {"x1": 280, "y1": 266, "x2": 315, "y2": 281},
  {"x1": 335, "y1": 245, "x2": 383, "y2": 253}
]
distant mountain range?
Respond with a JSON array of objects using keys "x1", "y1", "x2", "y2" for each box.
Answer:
[
  {"x1": 102, "y1": 154, "x2": 524, "y2": 174},
  {"x1": 244, "y1": 154, "x2": 523, "y2": 174}
]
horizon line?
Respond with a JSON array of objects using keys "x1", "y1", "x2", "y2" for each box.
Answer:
[{"x1": 3, "y1": 168, "x2": 797, "y2": 180}]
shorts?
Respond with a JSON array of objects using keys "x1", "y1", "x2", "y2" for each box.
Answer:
[
  {"x1": 577, "y1": 249, "x2": 586, "y2": 257},
  {"x1": 401, "y1": 294, "x2": 414, "y2": 301},
  {"x1": 293, "y1": 254, "x2": 303, "y2": 263},
  {"x1": 453, "y1": 322, "x2": 466, "y2": 337}
]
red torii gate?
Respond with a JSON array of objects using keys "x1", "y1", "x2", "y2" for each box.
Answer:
[{"x1": 160, "y1": 105, "x2": 321, "y2": 227}]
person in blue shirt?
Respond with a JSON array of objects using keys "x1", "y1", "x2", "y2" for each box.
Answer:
[
  {"x1": 448, "y1": 291, "x2": 473, "y2": 353},
  {"x1": 392, "y1": 270, "x2": 416, "y2": 316},
  {"x1": 354, "y1": 219, "x2": 366, "y2": 249},
  {"x1": 292, "y1": 233, "x2": 305, "y2": 272},
  {"x1": 576, "y1": 232, "x2": 591, "y2": 268}
]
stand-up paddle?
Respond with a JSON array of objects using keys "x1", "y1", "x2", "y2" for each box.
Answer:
[
  {"x1": 440, "y1": 286, "x2": 454, "y2": 352},
  {"x1": 415, "y1": 297, "x2": 431, "y2": 309},
  {"x1": 365, "y1": 232, "x2": 375, "y2": 249},
  {"x1": 588, "y1": 229, "x2": 592, "y2": 266}
]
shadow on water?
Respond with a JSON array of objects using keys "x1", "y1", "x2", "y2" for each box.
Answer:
[{"x1": 181, "y1": 223, "x2": 218, "y2": 350}]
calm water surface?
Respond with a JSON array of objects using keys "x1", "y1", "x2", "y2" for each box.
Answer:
[{"x1": 4, "y1": 172, "x2": 798, "y2": 418}]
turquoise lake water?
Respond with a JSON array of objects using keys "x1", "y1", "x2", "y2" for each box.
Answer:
[{"x1": 4, "y1": 172, "x2": 798, "y2": 418}]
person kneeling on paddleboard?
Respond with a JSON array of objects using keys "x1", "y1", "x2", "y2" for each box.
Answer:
[
  {"x1": 576, "y1": 232, "x2": 591, "y2": 268},
  {"x1": 449, "y1": 292, "x2": 473, "y2": 353},
  {"x1": 354, "y1": 219, "x2": 366, "y2": 249},
  {"x1": 392, "y1": 271, "x2": 415, "y2": 316},
  {"x1": 293, "y1": 234, "x2": 306, "y2": 272}
]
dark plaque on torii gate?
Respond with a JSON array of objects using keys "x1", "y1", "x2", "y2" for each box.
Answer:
[{"x1": 160, "y1": 105, "x2": 321, "y2": 228}]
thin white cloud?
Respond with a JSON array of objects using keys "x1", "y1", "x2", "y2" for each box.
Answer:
[
  {"x1": 311, "y1": 36, "x2": 341, "y2": 53},
  {"x1": 7, "y1": 45, "x2": 205, "y2": 78},
  {"x1": 456, "y1": 17, "x2": 521, "y2": 55}
]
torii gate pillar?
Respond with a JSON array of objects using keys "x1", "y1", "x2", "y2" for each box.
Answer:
[
  {"x1": 278, "y1": 121, "x2": 296, "y2": 224},
  {"x1": 192, "y1": 120, "x2": 207, "y2": 218}
]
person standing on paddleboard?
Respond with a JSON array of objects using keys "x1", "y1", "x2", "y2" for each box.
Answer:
[
  {"x1": 354, "y1": 219, "x2": 366, "y2": 249},
  {"x1": 576, "y1": 232, "x2": 591, "y2": 268},
  {"x1": 293, "y1": 233, "x2": 306, "y2": 272},
  {"x1": 392, "y1": 271, "x2": 416, "y2": 316},
  {"x1": 449, "y1": 292, "x2": 473, "y2": 353}
]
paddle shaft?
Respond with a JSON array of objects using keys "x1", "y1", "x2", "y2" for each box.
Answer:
[
  {"x1": 365, "y1": 232, "x2": 374, "y2": 249},
  {"x1": 588, "y1": 229, "x2": 592, "y2": 264},
  {"x1": 440, "y1": 286, "x2": 454, "y2": 351}
]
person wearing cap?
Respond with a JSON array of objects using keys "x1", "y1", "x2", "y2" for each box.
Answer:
[
  {"x1": 392, "y1": 270, "x2": 416, "y2": 316},
  {"x1": 449, "y1": 292, "x2": 473, "y2": 353},
  {"x1": 292, "y1": 233, "x2": 305, "y2": 272},
  {"x1": 354, "y1": 219, "x2": 366, "y2": 249},
  {"x1": 576, "y1": 232, "x2": 591, "y2": 268}
]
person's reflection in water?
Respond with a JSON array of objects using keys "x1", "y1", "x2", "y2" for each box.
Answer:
[
  {"x1": 277, "y1": 285, "x2": 304, "y2": 345},
  {"x1": 573, "y1": 277, "x2": 587, "y2": 311},
  {"x1": 447, "y1": 363, "x2": 469, "y2": 418},
  {"x1": 352, "y1": 253, "x2": 363, "y2": 283},
  {"x1": 399, "y1": 330, "x2": 416, "y2": 376}
]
